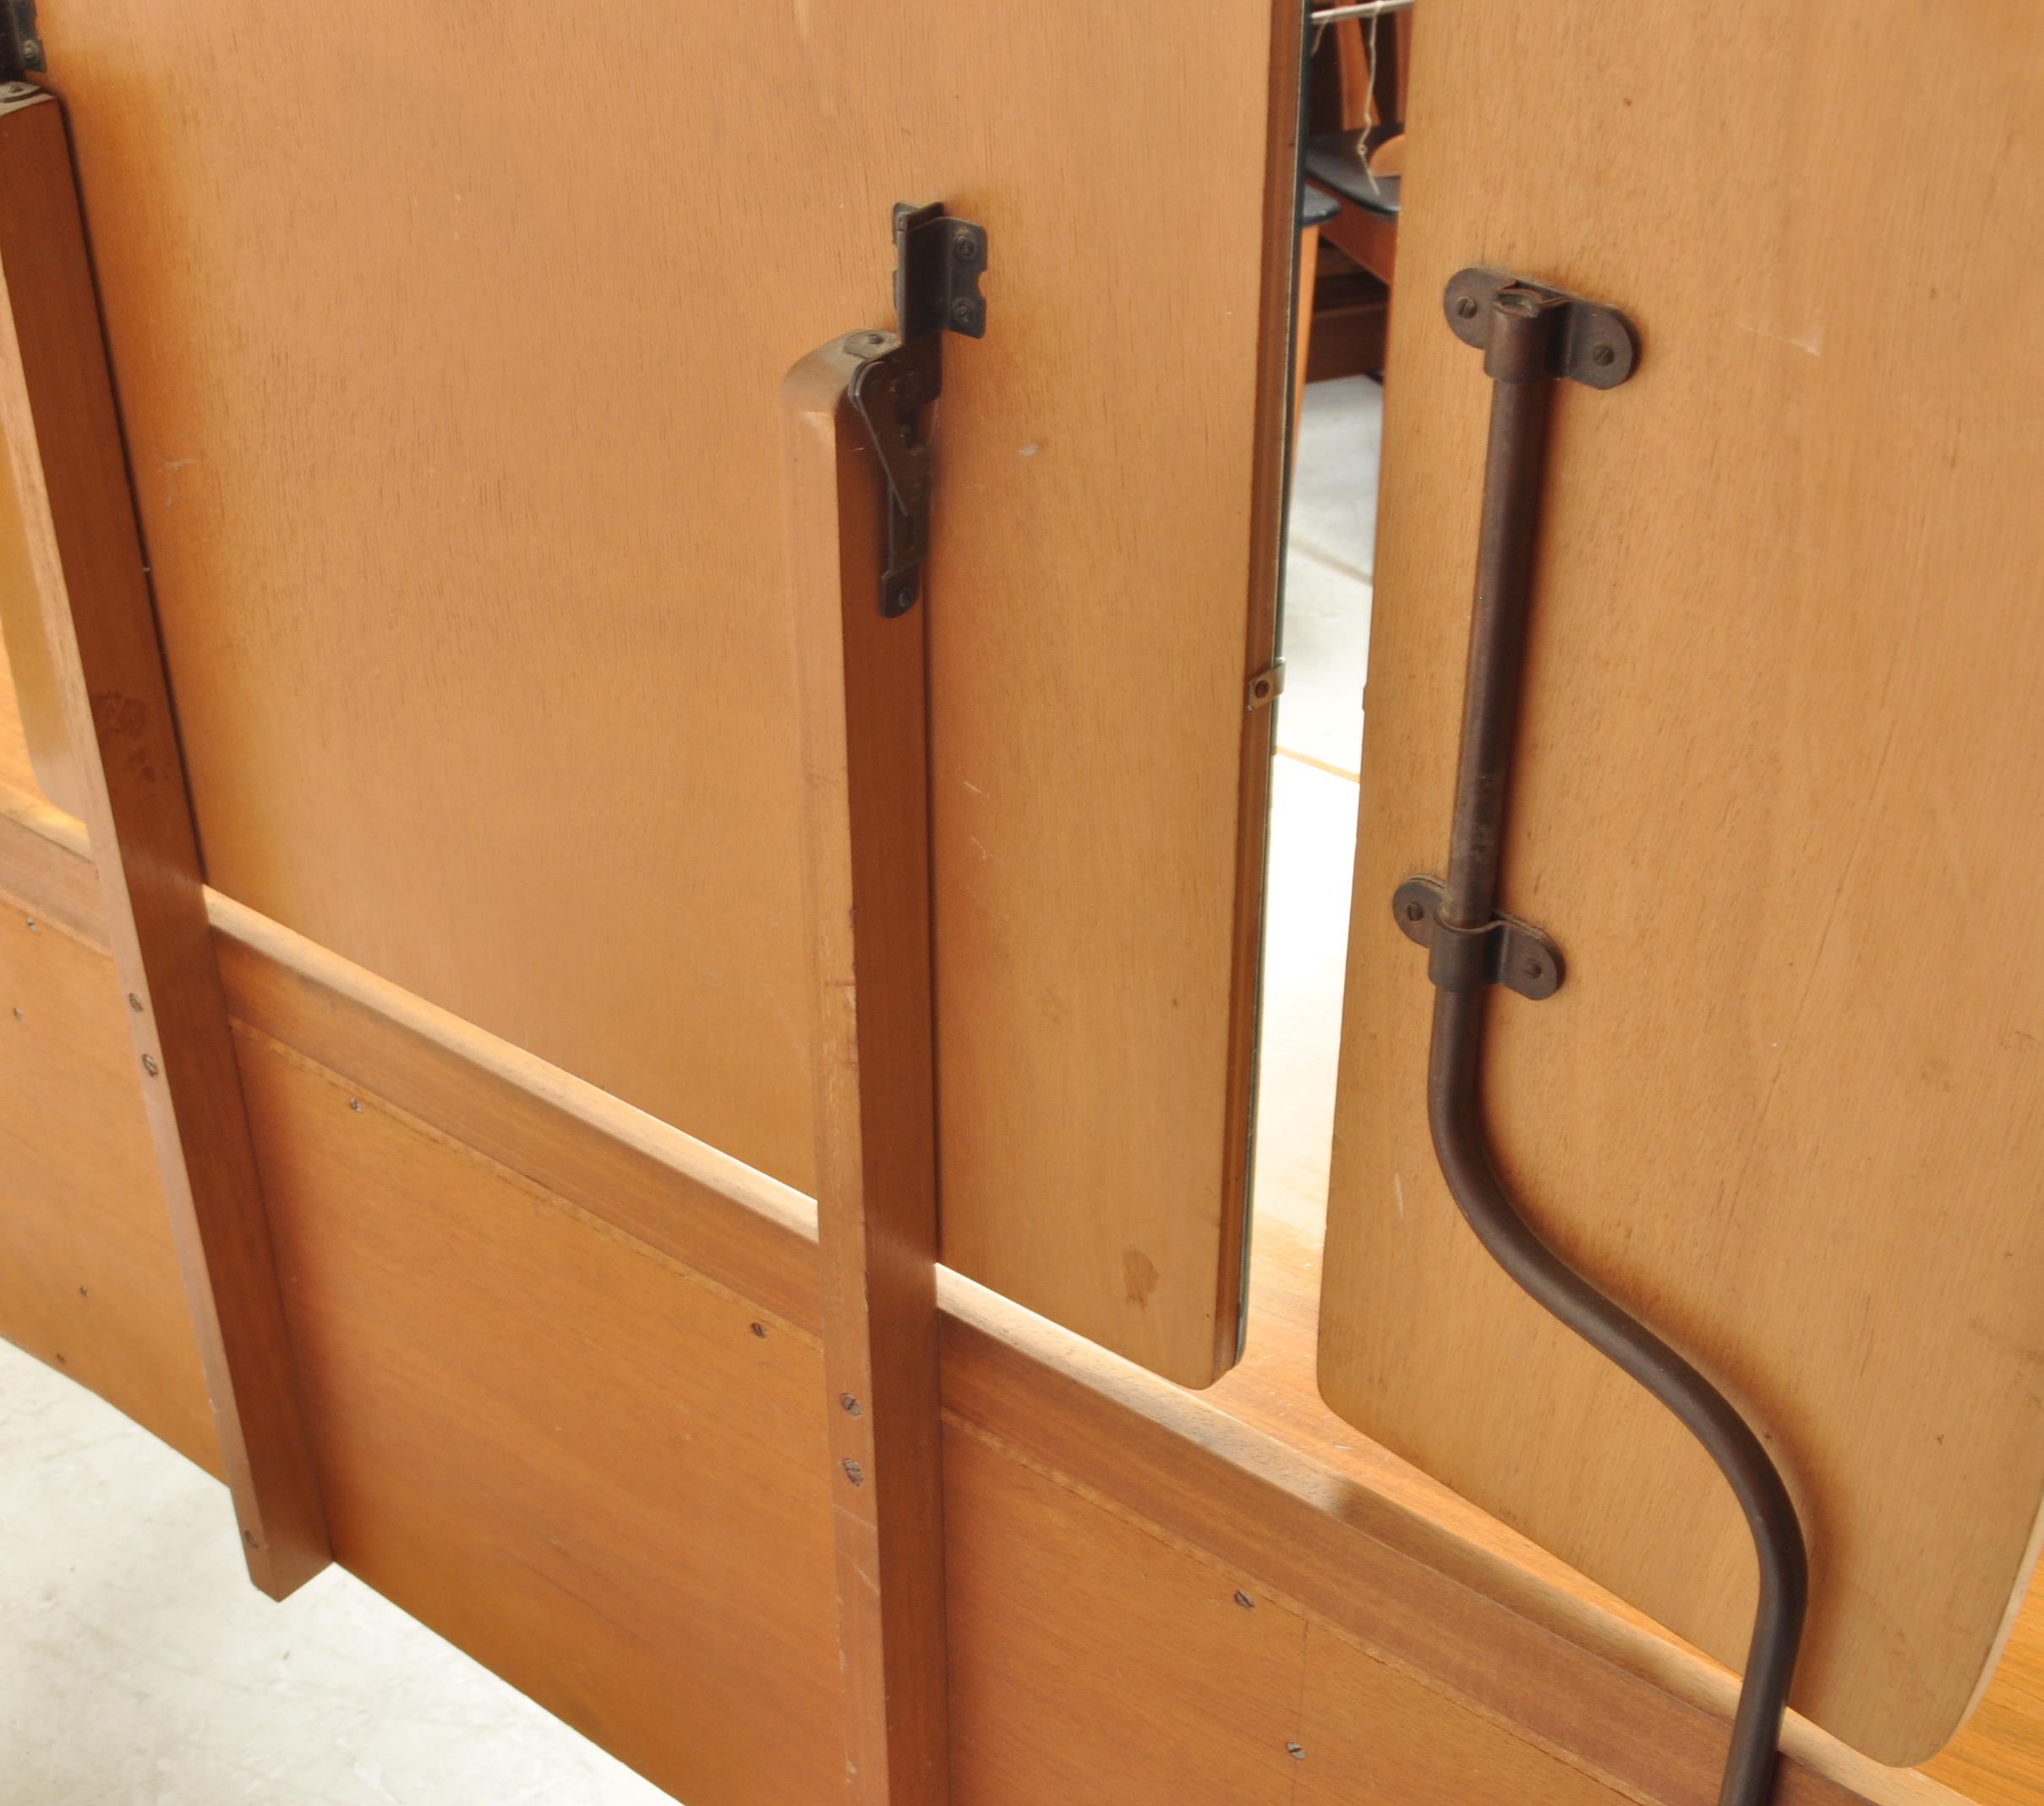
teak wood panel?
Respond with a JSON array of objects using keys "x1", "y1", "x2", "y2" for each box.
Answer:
[
  {"x1": 29, "y1": 0, "x2": 1300, "y2": 1386},
  {"x1": 1321, "y1": 0, "x2": 2044, "y2": 1764},
  {"x1": 0, "y1": 88, "x2": 328, "y2": 1595},
  {"x1": 0, "y1": 786, "x2": 2013, "y2": 1806}
]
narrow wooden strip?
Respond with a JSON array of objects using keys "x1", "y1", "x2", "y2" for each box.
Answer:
[
  {"x1": 786, "y1": 337, "x2": 951, "y2": 1803},
  {"x1": 0, "y1": 90, "x2": 327, "y2": 1596}
]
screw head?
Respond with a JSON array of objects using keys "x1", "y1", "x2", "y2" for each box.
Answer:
[
  {"x1": 1233, "y1": 1590, "x2": 1254, "y2": 1610},
  {"x1": 949, "y1": 297, "x2": 977, "y2": 328},
  {"x1": 1455, "y1": 294, "x2": 1479, "y2": 320},
  {"x1": 347, "y1": 1097, "x2": 363, "y2": 1113},
  {"x1": 1286, "y1": 1743, "x2": 1306, "y2": 1760},
  {"x1": 1591, "y1": 342, "x2": 1616, "y2": 368},
  {"x1": 127, "y1": 993, "x2": 144, "y2": 1012},
  {"x1": 1405, "y1": 902, "x2": 1424, "y2": 922},
  {"x1": 749, "y1": 1322, "x2": 768, "y2": 1338},
  {"x1": 841, "y1": 1458, "x2": 865, "y2": 1486},
  {"x1": 840, "y1": 1394, "x2": 862, "y2": 1416},
  {"x1": 140, "y1": 1054, "x2": 159, "y2": 1076},
  {"x1": 952, "y1": 233, "x2": 979, "y2": 263}
]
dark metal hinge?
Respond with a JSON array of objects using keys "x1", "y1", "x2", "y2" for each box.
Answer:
[
  {"x1": 1391, "y1": 874, "x2": 1564, "y2": 1000},
  {"x1": 1, "y1": 0, "x2": 44, "y2": 81},
  {"x1": 847, "y1": 202, "x2": 988, "y2": 616}
]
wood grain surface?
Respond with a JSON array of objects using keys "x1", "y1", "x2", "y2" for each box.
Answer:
[
  {"x1": 25, "y1": 0, "x2": 1300, "y2": 1385},
  {"x1": 1928, "y1": 1575, "x2": 2044, "y2": 1806},
  {"x1": 0, "y1": 888, "x2": 217, "y2": 1477},
  {"x1": 788, "y1": 339, "x2": 949, "y2": 1801},
  {"x1": 1320, "y1": 0, "x2": 2044, "y2": 1762},
  {"x1": 0, "y1": 609, "x2": 34, "y2": 796},
  {"x1": 0, "y1": 89, "x2": 328, "y2": 1596},
  {"x1": 0, "y1": 784, "x2": 2020, "y2": 1806}
]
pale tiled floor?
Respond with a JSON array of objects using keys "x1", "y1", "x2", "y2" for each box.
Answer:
[
  {"x1": 1253, "y1": 376, "x2": 1380, "y2": 1240},
  {"x1": 0, "y1": 375, "x2": 1384, "y2": 1804}
]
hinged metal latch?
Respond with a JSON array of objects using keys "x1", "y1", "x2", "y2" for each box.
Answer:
[
  {"x1": 2, "y1": 0, "x2": 46, "y2": 81},
  {"x1": 846, "y1": 202, "x2": 988, "y2": 616}
]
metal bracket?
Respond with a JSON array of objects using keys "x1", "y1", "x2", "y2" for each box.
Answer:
[
  {"x1": 1391, "y1": 874, "x2": 1563, "y2": 1000},
  {"x1": 2, "y1": 0, "x2": 44, "y2": 81},
  {"x1": 1442, "y1": 268, "x2": 1637, "y2": 390},
  {"x1": 848, "y1": 201, "x2": 988, "y2": 616}
]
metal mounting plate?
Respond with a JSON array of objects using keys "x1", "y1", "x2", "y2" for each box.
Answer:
[
  {"x1": 1391, "y1": 874, "x2": 1564, "y2": 1000},
  {"x1": 846, "y1": 202, "x2": 990, "y2": 616},
  {"x1": 1442, "y1": 267, "x2": 1637, "y2": 390},
  {"x1": 2, "y1": 0, "x2": 43, "y2": 79}
]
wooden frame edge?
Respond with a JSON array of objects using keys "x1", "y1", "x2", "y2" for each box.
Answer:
[
  {"x1": 0, "y1": 90, "x2": 329, "y2": 1596},
  {"x1": 785, "y1": 337, "x2": 952, "y2": 1802}
]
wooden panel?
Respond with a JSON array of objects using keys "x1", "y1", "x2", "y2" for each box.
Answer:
[
  {"x1": 944, "y1": 1424, "x2": 1305, "y2": 1803},
  {"x1": 32, "y1": 0, "x2": 1300, "y2": 1385},
  {"x1": 0, "y1": 89, "x2": 328, "y2": 1595},
  {"x1": 0, "y1": 602, "x2": 35, "y2": 796},
  {"x1": 1295, "y1": 1623, "x2": 1626, "y2": 1804},
  {"x1": 237, "y1": 1028, "x2": 846, "y2": 1806},
  {"x1": 788, "y1": 340, "x2": 949, "y2": 1799},
  {"x1": 0, "y1": 893, "x2": 216, "y2": 1475},
  {"x1": 0, "y1": 408, "x2": 79, "y2": 815},
  {"x1": 1321, "y1": 0, "x2": 2044, "y2": 1762},
  {"x1": 0, "y1": 796, "x2": 1975, "y2": 1806}
]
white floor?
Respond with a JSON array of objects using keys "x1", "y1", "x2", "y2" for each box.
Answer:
[
  {"x1": 0, "y1": 1348, "x2": 669, "y2": 1805},
  {"x1": 0, "y1": 375, "x2": 1383, "y2": 1804}
]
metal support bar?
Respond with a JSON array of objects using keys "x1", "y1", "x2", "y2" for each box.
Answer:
[{"x1": 1396, "y1": 269, "x2": 1807, "y2": 1806}]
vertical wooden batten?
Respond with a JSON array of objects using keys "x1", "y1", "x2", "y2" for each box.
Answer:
[
  {"x1": 786, "y1": 336, "x2": 950, "y2": 1802},
  {"x1": 0, "y1": 85, "x2": 328, "y2": 1596}
]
